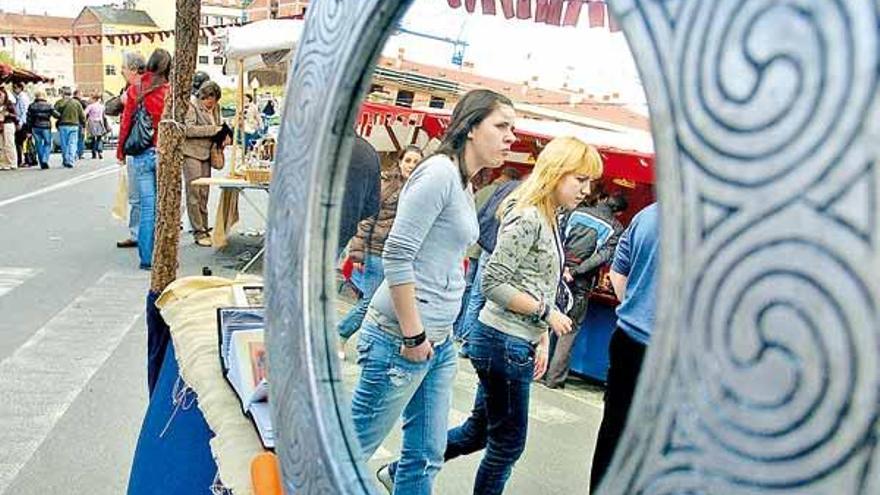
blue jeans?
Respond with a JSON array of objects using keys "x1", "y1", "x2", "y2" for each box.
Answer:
[
  {"x1": 31, "y1": 127, "x2": 51, "y2": 167},
  {"x1": 458, "y1": 251, "x2": 489, "y2": 345},
  {"x1": 77, "y1": 126, "x2": 85, "y2": 158},
  {"x1": 446, "y1": 321, "x2": 534, "y2": 495},
  {"x1": 131, "y1": 148, "x2": 157, "y2": 268},
  {"x1": 351, "y1": 322, "x2": 458, "y2": 495},
  {"x1": 337, "y1": 254, "x2": 384, "y2": 340},
  {"x1": 453, "y1": 256, "x2": 479, "y2": 340},
  {"x1": 58, "y1": 125, "x2": 79, "y2": 166},
  {"x1": 127, "y1": 157, "x2": 141, "y2": 241}
]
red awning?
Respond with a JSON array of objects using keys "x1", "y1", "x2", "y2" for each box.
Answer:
[
  {"x1": 0, "y1": 63, "x2": 54, "y2": 84},
  {"x1": 445, "y1": 0, "x2": 621, "y2": 31},
  {"x1": 356, "y1": 101, "x2": 653, "y2": 185}
]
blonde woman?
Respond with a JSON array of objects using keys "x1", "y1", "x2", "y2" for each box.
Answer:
[{"x1": 444, "y1": 137, "x2": 602, "y2": 494}]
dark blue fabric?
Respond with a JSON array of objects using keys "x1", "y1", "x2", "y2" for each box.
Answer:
[
  {"x1": 611, "y1": 203, "x2": 659, "y2": 345},
  {"x1": 128, "y1": 346, "x2": 218, "y2": 495},
  {"x1": 146, "y1": 290, "x2": 170, "y2": 397},
  {"x1": 445, "y1": 322, "x2": 534, "y2": 495},
  {"x1": 476, "y1": 180, "x2": 520, "y2": 253},
  {"x1": 339, "y1": 136, "x2": 381, "y2": 249}
]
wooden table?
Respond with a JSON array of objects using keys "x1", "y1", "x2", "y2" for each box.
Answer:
[{"x1": 192, "y1": 176, "x2": 270, "y2": 272}]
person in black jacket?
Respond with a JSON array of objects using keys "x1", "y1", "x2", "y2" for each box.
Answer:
[
  {"x1": 338, "y1": 136, "x2": 380, "y2": 254},
  {"x1": 26, "y1": 89, "x2": 58, "y2": 169},
  {"x1": 542, "y1": 193, "x2": 627, "y2": 389}
]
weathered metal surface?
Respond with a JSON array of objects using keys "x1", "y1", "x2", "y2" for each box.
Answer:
[{"x1": 266, "y1": 1, "x2": 880, "y2": 493}]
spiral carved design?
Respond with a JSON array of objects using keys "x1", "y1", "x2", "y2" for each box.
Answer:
[
  {"x1": 602, "y1": 0, "x2": 880, "y2": 493},
  {"x1": 674, "y1": 1, "x2": 878, "y2": 189},
  {"x1": 267, "y1": 0, "x2": 880, "y2": 493}
]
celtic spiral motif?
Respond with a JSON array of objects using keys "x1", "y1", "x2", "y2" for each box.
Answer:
[
  {"x1": 682, "y1": 233, "x2": 878, "y2": 487},
  {"x1": 674, "y1": 0, "x2": 878, "y2": 189},
  {"x1": 267, "y1": 0, "x2": 880, "y2": 494},
  {"x1": 602, "y1": 0, "x2": 880, "y2": 493}
]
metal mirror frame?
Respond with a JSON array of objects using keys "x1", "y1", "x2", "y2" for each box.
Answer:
[{"x1": 266, "y1": 1, "x2": 880, "y2": 494}]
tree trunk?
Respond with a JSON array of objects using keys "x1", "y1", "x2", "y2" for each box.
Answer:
[{"x1": 150, "y1": 0, "x2": 201, "y2": 293}]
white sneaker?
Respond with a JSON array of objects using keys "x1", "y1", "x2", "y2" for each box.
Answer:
[{"x1": 376, "y1": 464, "x2": 393, "y2": 493}]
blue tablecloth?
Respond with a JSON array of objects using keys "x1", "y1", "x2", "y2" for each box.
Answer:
[
  {"x1": 569, "y1": 301, "x2": 617, "y2": 382},
  {"x1": 128, "y1": 346, "x2": 219, "y2": 494}
]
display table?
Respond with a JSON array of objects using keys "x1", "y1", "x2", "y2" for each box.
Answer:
[
  {"x1": 128, "y1": 276, "x2": 267, "y2": 494},
  {"x1": 193, "y1": 176, "x2": 270, "y2": 272}
]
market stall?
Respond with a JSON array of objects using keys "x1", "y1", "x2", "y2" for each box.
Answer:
[
  {"x1": 222, "y1": 18, "x2": 304, "y2": 173},
  {"x1": 0, "y1": 63, "x2": 54, "y2": 85},
  {"x1": 354, "y1": 101, "x2": 656, "y2": 382}
]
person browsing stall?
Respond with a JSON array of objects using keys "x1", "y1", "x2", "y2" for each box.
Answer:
[{"x1": 182, "y1": 81, "x2": 224, "y2": 247}]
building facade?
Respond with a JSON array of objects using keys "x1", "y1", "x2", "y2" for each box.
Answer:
[
  {"x1": 245, "y1": 0, "x2": 308, "y2": 22},
  {"x1": 0, "y1": 12, "x2": 75, "y2": 89},
  {"x1": 72, "y1": 7, "x2": 165, "y2": 96}
]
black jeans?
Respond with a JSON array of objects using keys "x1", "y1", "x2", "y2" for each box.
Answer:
[
  {"x1": 90, "y1": 134, "x2": 104, "y2": 158},
  {"x1": 446, "y1": 322, "x2": 535, "y2": 495},
  {"x1": 590, "y1": 328, "x2": 647, "y2": 491}
]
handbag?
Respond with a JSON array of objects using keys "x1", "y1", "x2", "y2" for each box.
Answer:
[
  {"x1": 123, "y1": 84, "x2": 155, "y2": 156},
  {"x1": 123, "y1": 103, "x2": 154, "y2": 156},
  {"x1": 209, "y1": 144, "x2": 225, "y2": 170}
]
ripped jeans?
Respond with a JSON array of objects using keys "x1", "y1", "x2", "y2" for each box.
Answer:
[{"x1": 351, "y1": 320, "x2": 458, "y2": 495}]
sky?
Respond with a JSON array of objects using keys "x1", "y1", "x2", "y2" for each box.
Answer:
[{"x1": 1, "y1": 0, "x2": 647, "y2": 110}]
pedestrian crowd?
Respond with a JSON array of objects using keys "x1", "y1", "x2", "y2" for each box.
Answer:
[
  {"x1": 334, "y1": 88, "x2": 660, "y2": 494},
  {"x1": 0, "y1": 82, "x2": 111, "y2": 170}
]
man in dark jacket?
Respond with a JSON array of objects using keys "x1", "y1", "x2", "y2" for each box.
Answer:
[
  {"x1": 543, "y1": 193, "x2": 627, "y2": 389},
  {"x1": 73, "y1": 89, "x2": 88, "y2": 160},
  {"x1": 26, "y1": 90, "x2": 58, "y2": 169},
  {"x1": 338, "y1": 136, "x2": 380, "y2": 254},
  {"x1": 55, "y1": 88, "x2": 86, "y2": 168}
]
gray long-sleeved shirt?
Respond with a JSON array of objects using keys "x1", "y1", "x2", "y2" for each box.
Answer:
[
  {"x1": 367, "y1": 155, "x2": 478, "y2": 342},
  {"x1": 479, "y1": 205, "x2": 562, "y2": 343}
]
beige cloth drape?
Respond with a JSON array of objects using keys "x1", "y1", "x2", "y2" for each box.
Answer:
[
  {"x1": 212, "y1": 189, "x2": 240, "y2": 249},
  {"x1": 156, "y1": 274, "x2": 266, "y2": 495}
]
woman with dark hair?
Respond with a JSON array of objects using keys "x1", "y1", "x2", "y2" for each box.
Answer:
[
  {"x1": 350, "y1": 89, "x2": 516, "y2": 494},
  {"x1": 182, "y1": 81, "x2": 223, "y2": 246},
  {"x1": 117, "y1": 48, "x2": 171, "y2": 270},
  {"x1": 338, "y1": 145, "x2": 424, "y2": 355}
]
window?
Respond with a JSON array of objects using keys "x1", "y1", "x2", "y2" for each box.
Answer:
[
  {"x1": 105, "y1": 65, "x2": 116, "y2": 76},
  {"x1": 199, "y1": 35, "x2": 208, "y2": 46},
  {"x1": 429, "y1": 96, "x2": 446, "y2": 109},
  {"x1": 214, "y1": 56, "x2": 224, "y2": 65},
  {"x1": 395, "y1": 89, "x2": 414, "y2": 108},
  {"x1": 202, "y1": 16, "x2": 210, "y2": 26},
  {"x1": 369, "y1": 84, "x2": 384, "y2": 94},
  {"x1": 198, "y1": 55, "x2": 209, "y2": 65}
]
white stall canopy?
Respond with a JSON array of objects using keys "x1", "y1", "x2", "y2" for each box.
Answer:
[{"x1": 223, "y1": 19, "x2": 305, "y2": 72}]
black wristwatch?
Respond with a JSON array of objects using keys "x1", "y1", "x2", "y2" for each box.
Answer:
[
  {"x1": 402, "y1": 331, "x2": 427, "y2": 348},
  {"x1": 540, "y1": 301, "x2": 552, "y2": 322},
  {"x1": 530, "y1": 300, "x2": 549, "y2": 325}
]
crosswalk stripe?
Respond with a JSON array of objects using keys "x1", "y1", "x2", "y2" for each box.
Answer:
[
  {"x1": 0, "y1": 268, "x2": 39, "y2": 298},
  {"x1": 0, "y1": 272, "x2": 148, "y2": 492}
]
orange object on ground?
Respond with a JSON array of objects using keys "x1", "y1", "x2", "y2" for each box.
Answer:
[{"x1": 251, "y1": 452, "x2": 284, "y2": 495}]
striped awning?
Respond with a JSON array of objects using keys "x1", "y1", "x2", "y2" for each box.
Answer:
[{"x1": 446, "y1": 0, "x2": 620, "y2": 31}]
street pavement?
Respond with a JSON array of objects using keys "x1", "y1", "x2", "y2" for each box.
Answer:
[{"x1": 0, "y1": 153, "x2": 605, "y2": 494}]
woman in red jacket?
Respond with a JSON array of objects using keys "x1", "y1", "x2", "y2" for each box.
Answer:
[{"x1": 117, "y1": 48, "x2": 171, "y2": 270}]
